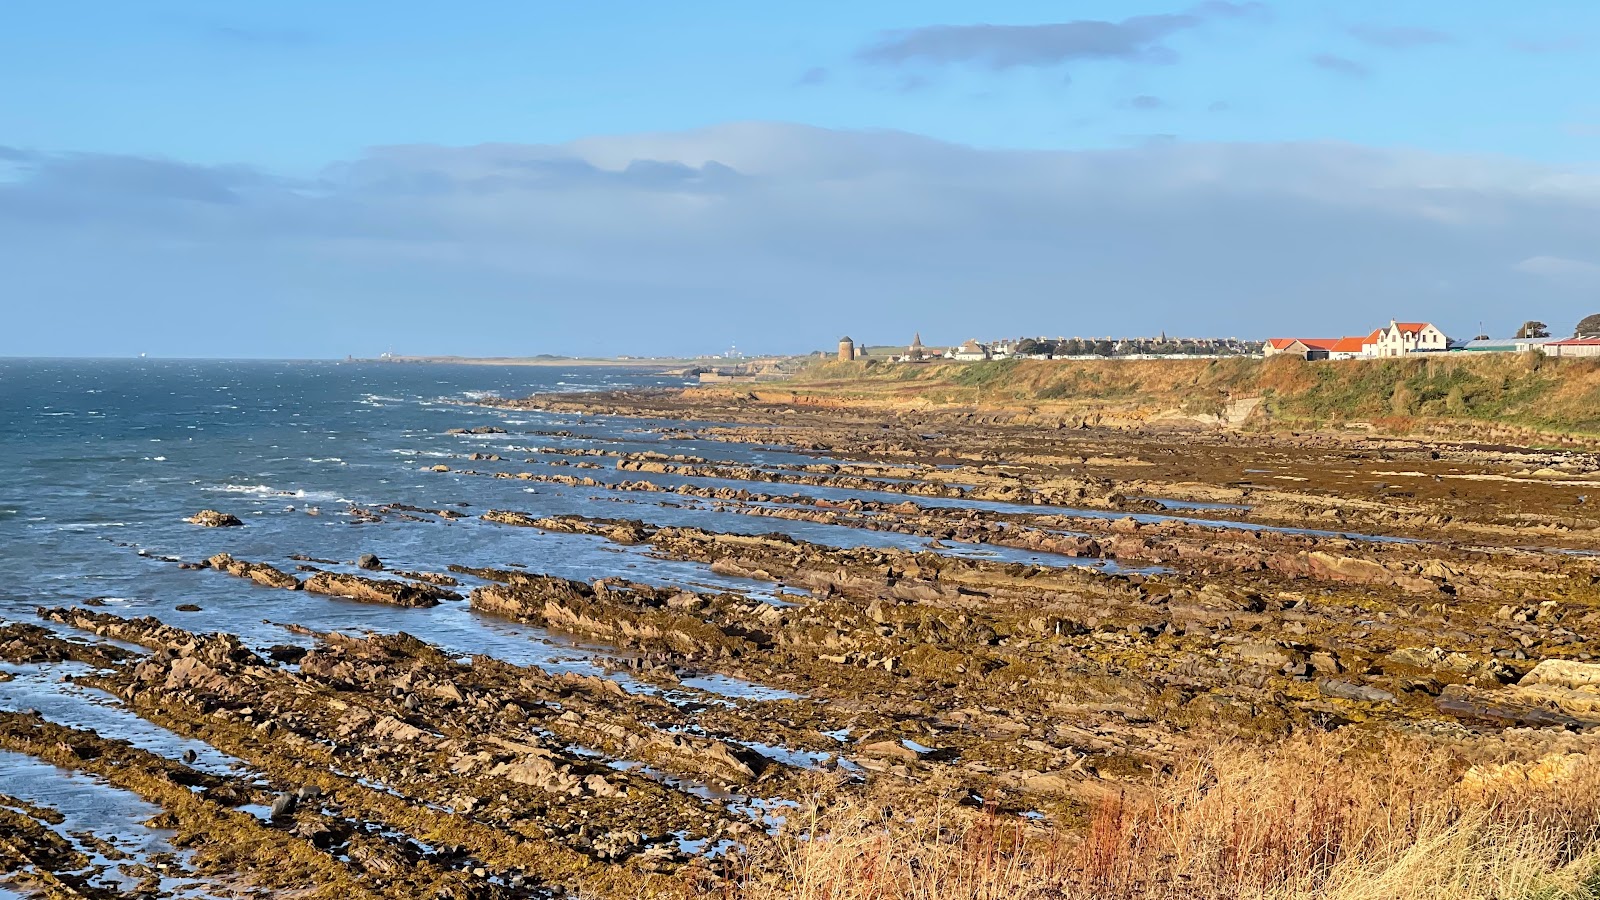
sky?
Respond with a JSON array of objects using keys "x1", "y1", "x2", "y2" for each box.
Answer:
[{"x1": 3, "y1": 1, "x2": 1599, "y2": 358}]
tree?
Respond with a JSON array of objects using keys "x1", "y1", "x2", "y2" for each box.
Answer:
[
  {"x1": 1473, "y1": 333, "x2": 1490, "y2": 341},
  {"x1": 1576, "y1": 314, "x2": 1600, "y2": 338},
  {"x1": 1516, "y1": 321, "x2": 1551, "y2": 339},
  {"x1": 1093, "y1": 340, "x2": 1115, "y2": 357}
]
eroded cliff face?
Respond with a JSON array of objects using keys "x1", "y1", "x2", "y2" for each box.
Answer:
[{"x1": 533, "y1": 353, "x2": 1600, "y2": 447}]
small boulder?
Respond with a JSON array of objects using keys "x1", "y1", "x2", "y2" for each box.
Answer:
[
  {"x1": 357, "y1": 554, "x2": 383, "y2": 571},
  {"x1": 186, "y1": 510, "x2": 243, "y2": 527},
  {"x1": 268, "y1": 792, "x2": 297, "y2": 820},
  {"x1": 1318, "y1": 679, "x2": 1396, "y2": 704}
]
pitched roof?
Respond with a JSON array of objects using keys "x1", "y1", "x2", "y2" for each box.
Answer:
[
  {"x1": 1546, "y1": 338, "x2": 1600, "y2": 346},
  {"x1": 1268, "y1": 337, "x2": 1340, "y2": 350},
  {"x1": 1392, "y1": 322, "x2": 1431, "y2": 333},
  {"x1": 1329, "y1": 336, "x2": 1368, "y2": 353}
]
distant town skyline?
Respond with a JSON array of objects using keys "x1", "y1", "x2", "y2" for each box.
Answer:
[{"x1": 4, "y1": 2, "x2": 1600, "y2": 358}]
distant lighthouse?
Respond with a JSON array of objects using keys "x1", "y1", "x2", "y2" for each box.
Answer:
[{"x1": 837, "y1": 336, "x2": 856, "y2": 362}]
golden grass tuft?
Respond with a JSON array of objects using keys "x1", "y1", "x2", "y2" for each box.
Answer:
[{"x1": 735, "y1": 732, "x2": 1600, "y2": 900}]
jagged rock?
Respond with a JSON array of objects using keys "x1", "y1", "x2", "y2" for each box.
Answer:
[
  {"x1": 303, "y1": 572, "x2": 458, "y2": 607},
  {"x1": 1436, "y1": 683, "x2": 1582, "y2": 728},
  {"x1": 1459, "y1": 752, "x2": 1590, "y2": 797},
  {"x1": 1514, "y1": 659, "x2": 1600, "y2": 719},
  {"x1": 857, "y1": 740, "x2": 920, "y2": 763},
  {"x1": 186, "y1": 509, "x2": 243, "y2": 527},
  {"x1": 1317, "y1": 679, "x2": 1396, "y2": 704},
  {"x1": 357, "y1": 553, "x2": 383, "y2": 571},
  {"x1": 206, "y1": 553, "x2": 301, "y2": 590}
]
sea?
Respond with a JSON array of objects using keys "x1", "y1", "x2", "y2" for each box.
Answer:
[{"x1": 0, "y1": 358, "x2": 1377, "y2": 676}]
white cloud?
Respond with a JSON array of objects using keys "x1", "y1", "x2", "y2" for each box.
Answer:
[{"x1": 3, "y1": 123, "x2": 1600, "y2": 356}]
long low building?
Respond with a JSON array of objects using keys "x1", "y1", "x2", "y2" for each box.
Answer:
[
  {"x1": 1542, "y1": 338, "x2": 1600, "y2": 358},
  {"x1": 1453, "y1": 337, "x2": 1554, "y2": 353}
]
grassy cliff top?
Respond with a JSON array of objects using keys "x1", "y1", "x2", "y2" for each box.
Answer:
[{"x1": 731, "y1": 353, "x2": 1600, "y2": 436}]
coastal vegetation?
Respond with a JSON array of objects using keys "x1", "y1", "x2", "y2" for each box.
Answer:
[
  {"x1": 747, "y1": 353, "x2": 1600, "y2": 438},
  {"x1": 741, "y1": 732, "x2": 1600, "y2": 900}
]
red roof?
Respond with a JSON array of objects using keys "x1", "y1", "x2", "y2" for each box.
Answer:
[
  {"x1": 1269, "y1": 337, "x2": 1342, "y2": 350},
  {"x1": 1546, "y1": 338, "x2": 1600, "y2": 346},
  {"x1": 1329, "y1": 336, "x2": 1368, "y2": 353},
  {"x1": 1392, "y1": 322, "x2": 1430, "y2": 333}
]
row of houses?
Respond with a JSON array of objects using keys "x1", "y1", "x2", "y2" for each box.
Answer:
[
  {"x1": 1265, "y1": 321, "x2": 1450, "y2": 360},
  {"x1": 900, "y1": 334, "x2": 1258, "y2": 362},
  {"x1": 1267, "y1": 321, "x2": 1600, "y2": 360}
]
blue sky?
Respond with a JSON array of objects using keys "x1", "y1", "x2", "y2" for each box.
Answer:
[{"x1": 3, "y1": 1, "x2": 1599, "y2": 357}]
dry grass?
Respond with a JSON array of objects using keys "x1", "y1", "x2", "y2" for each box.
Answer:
[
  {"x1": 736, "y1": 733, "x2": 1600, "y2": 900},
  {"x1": 765, "y1": 355, "x2": 1600, "y2": 437}
]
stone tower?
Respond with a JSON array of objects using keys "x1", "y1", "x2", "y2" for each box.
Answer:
[{"x1": 838, "y1": 336, "x2": 855, "y2": 362}]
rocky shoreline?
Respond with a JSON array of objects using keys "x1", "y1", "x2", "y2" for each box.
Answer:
[{"x1": 3, "y1": 384, "x2": 1600, "y2": 897}]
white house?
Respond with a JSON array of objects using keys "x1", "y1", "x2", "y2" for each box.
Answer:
[
  {"x1": 1372, "y1": 321, "x2": 1448, "y2": 358},
  {"x1": 950, "y1": 339, "x2": 990, "y2": 361}
]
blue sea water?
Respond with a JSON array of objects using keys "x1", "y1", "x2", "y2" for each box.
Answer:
[
  {"x1": 1, "y1": 359, "x2": 1139, "y2": 653},
  {"x1": 0, "y1": 359, "x2": 730, "y2": 657}
]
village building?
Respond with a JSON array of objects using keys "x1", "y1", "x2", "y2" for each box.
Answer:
[
  {"x1": 1372, "y1": 321, "x2": 1448, "y2": 357},
  {"x1": 1542, "y1": 338, "x2": 1600, "y2": 358},
  {"x1": 1266, "y1": 321, "x2": 1446, "y2": 360},
  {"x1": 1264, "y1": 338, "x2": 1339, "y2": 360},
  {"x1": 949, "y1": 339, "x2": 990, "y2": 361},
  {"x1": 1327, "y1": 333, "x2": 1379, "y2": 360},
  {"x1": 1454, "y1": 337, "x2": 1554, "y2": 353},
  {"x1": 837, "y1": 336, "x2": 856, "y2": 362},
  {"x1": 895, "y1": 332, "x2": 943, "y2": 363}
]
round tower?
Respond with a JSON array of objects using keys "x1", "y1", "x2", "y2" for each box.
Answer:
[{"x1": 837, "y1": 336, "x2": 855, "y2": 362}]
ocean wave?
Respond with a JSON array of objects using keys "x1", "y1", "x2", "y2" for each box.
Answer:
[
  {"x1": 142, "y1": 456, "x2": 168, "y2": 462},
  {"x1": 207, "y1": 483, "x2": 348, "y2": 503},
  {"x1": 460, "y1": 390, "x2": 502, "y2": 400},
  {"x1": 306, "y1": 457, "x2": 346, "y2": 464}
]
